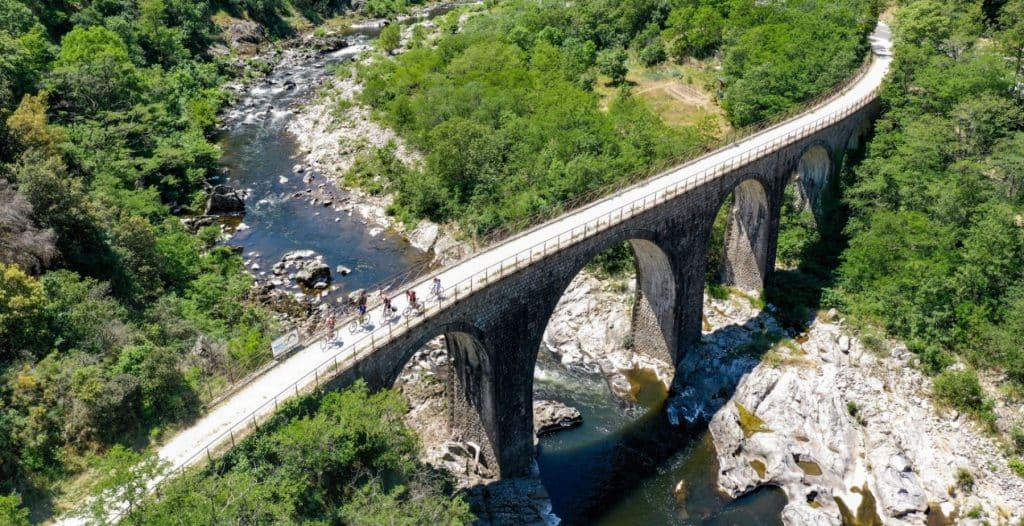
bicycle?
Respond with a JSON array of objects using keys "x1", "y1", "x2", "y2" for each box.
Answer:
[
  {"x1": 348, "y1": 312, "x2": 370, "y2": 334},
  {"x1": 379, "y1": 305, "x2": 397, "y2": 325},
  {"x1": 403, "y1": 301, "x2": 423, "y2": 319}
]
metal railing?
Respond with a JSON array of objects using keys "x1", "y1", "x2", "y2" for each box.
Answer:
[{"x1": 110, "y1": 46, "x2": 885, "y2": 522}]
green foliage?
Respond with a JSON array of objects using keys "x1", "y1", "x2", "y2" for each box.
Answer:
[
  {"x1": 955, "y1": 467, "x2": 975, "y2": 493},
  {"x1": 719, "y1": 0, "x2": 878, "y2": 126},
  {"x1": 596, "y1": 46, "x2": 628, "y2": 84},
  {"x1": 357, "y1": 0, "x2": 704, "y2": 234},
  {"x1": 0, "y1": 264, "x2": 49, "y2": 358},
  {"x1": 933, "y1": 369, "x2": 992, "y2": 420},
  {"x1": 587, "y1": 241, "x2": 636, "y2": 278},
  {"x1": 0, "y1": 493, "x2": 30, "y2": 526},
  {"x1": 48, "y1": 26, "x2": 141, "y2": 113},
  {"x1": 84, "y1": 445, "x2": 167, "y2": 523},
  {"x1": 1009, "y1": 458, "x2": 1024, "y2": 478},
  {"x1": 836, "y1": 0, "x2": 1024, "y2": 392},
  {"x1": 126, "y1": 382, "x2": 473, "y2": 524},
  {"x1": 663, "y1": 4, "x2": 724, "y2": 60},
  {"x1": 0, "y1": 0, "x2": 282, "y2": 515},
  {"x1": 378, "y1": 22, "x2": 401, "y2": 54}
]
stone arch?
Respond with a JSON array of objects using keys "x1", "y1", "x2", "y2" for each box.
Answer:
[
  {"x1": 545, "y1": 228, "x2": 680, "y2": 366},
  {"x1": 714, "y1": 177, "x2": 772, "y2": 293},
  {"x1": 389, "y1": 322, "x2": 502, "y2": 477},
  {"x1": 845, "y1": 115, "x2": 873, "y2": 151},
  {"x1": 790, "y1": 143, "x2": 833, "y2": 218}
]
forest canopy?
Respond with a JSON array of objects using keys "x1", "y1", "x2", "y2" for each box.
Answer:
[{"x1": 354, "y1": 0, "x2": 879, "y2": 235}]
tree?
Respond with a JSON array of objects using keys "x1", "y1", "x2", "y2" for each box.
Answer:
[
  {"x1": 10, "y1": 149, "x2": 112, "y2": 278},
  {"x1": 596, "y1": 47, "x2": 628, "y2": 85},
  {"x1": 0, "y1": 262, "x2": 48, "y2": 358},
  {"x1": 0, "y1": 493, "x2": 30, "y2": 526},
  {"x1": 48, "y1": 26, "x2": 141, "y2": 113},
  {"x1": 83, "y1": 445, "x2": 167, "y2": 525},
  {"x1": 0, "y1": 179, "x2": 56, "y2": 273},
  {"x1": 6, "y1": 91, "x2": 63, "y2": 153},
  {"x1": 378, "y1": 22, "x2": 401, "y2": 55}
]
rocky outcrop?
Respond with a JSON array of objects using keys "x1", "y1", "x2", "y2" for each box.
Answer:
[
  {"x1": 205, "y1": 185, "x2": 246, "y2": 215},
  {"x1": 696, "y1": 295, "x2": 1024, "y2": 525},
  {"x1": 294, "y1": 260, "x2": 331, "y2": 288},
  {"x1": 212, "y1": 17, "x2": 266, "y2": 56},
  {"x1": 533, "y1": 400, "x2": 582, "y2": 437},
  {"x1": 270, "y1": 250, "x2": 332, "y2": 290}
]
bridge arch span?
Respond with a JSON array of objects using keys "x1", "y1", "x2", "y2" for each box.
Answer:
[
  {"x1": 543, "y1": 228, "x2": 680, "y2": 366},
  {"x1": 790, "y1": 143, "x2": 834, "y2": 218},
  {"x1": 710, "y1": 175, "x2": 773, "y2": 293},
  {"x1": 845, "y1": 115, "x2": 874, "y2": 152},
  {"x1": 345, "y1": 320, "x2": 503, "y2": 477}
]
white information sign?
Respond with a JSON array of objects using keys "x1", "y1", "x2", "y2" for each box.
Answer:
[{"x1": 270, "y1": 329, "x2": 301, "y2": 358}]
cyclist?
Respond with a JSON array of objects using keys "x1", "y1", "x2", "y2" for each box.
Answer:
[
  {"x1": 357, "y1": 290, "x2": 368, "y2": 309},
  {"x1": 357, "y1": 302, "x2": 367, "y2": 323},
  {"x1": 406, "y1": 289, "x2": 418, "y2": 309},
  {"x1": 326, "y1": 314, "x2": 336, "y2": 333},
  {"x1": 430, "y1": 277, "x2": 442, "y2": 298},
  {"x1": 382, "y1": 295, "x2": 393, "y2": 315}
]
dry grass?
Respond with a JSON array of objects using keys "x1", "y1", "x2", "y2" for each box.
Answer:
[{"x1": 598, "y1": 58, "x2": 731, "y2": 136}]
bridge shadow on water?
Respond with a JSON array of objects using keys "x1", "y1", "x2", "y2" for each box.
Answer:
[{"x1": 470, "y1": 316, "x2": 790, "y2": 525}]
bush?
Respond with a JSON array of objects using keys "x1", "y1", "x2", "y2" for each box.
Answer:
[
  {"x1": 1009, "y1": 458, "x2": 1024, "y2": 478},
  {"x1": 933, "y1": 369, "x2": 989, "y2": 414},
  {"x1": 1011, "y1": 426, "x2": 1024, "y2": 456},
  {"x1": 638, "y1": 40, "x2": 666, "y2": 66},
  {"x1": 955, "y1": 468, "x2": 975, "y2": 493}
]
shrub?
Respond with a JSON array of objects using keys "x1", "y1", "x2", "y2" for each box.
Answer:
[
  {"x1": 638, "y1": 40, "x2": 666, "y2": 66},
  {"x1": 932, "y1": 369, "x2": 987, "y2": 413},
  {"x1": 1011, "y1": 426, "x2": 1024, "y2": 455},
  {"x1": 955, "y1": 468, "x2": 975, "y2": 493},
  {"x1": 1009, "y1": 458, "x2": 1024, "y2": 478}
]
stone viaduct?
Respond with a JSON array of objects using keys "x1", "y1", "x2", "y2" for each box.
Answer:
[{"x1": 327, "y1": 85, "x2": 886, "y2": 479}]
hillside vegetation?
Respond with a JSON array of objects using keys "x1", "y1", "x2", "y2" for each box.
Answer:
[
  {"x1": 0, "y1": 0, "x2": 884, "y2": 520},
  {"x1": 352, "y1": 0, "x2": 879, "y2": 235},
  {"x1": 0, "y1": 0, "x2": 431, "y2": 519},
  {"x1": 833, "y1": 0, "x2": 1024, "y2": 426},
  {"x1": 88, "y1": 382, "x2": 473, "y2": 525}
]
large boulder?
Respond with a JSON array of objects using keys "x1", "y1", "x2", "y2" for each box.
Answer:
[
  {"x1": 294, "y1": 260, "x2": 331, "y2": 288},
  {"x1": 205, "y1": 185, "x2": 245, "y2": 215},
  {"x1": 533, "y1": 400, "x2": 582, "y2": 437},
  {"x1": 222, "y1": 18, "x2": 265, "y2": 46}
]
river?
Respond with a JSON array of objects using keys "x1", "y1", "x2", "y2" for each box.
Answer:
[{"x1": 214, "y1": 8, "x2": 785, "y2": 524}]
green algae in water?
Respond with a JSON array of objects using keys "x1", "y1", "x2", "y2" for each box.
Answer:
[
  {"x1": 624, "y1": 367, "x2": 668, "y2": 409},
  {"x1": 835, "y1": 483, "x2": 883, "y2": 526},
  {"x1": 735, "y1": 402, "x2": 771, "y2": 438},
  {"x1": 749, "y1": 459, "x2": 767, "y2": 479},
  {"x1": 797, "y1": 460, "x2": 822, "y2": 476}
]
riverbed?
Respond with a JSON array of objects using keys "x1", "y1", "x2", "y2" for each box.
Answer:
[
  {"x1": 534, "y1": 349, "x2": 786, "y2": 525},
  {"x1": 214, "y1": 8, "x2": 785, "y2": 524}
]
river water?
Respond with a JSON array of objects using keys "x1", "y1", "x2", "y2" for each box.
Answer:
[{"x1": 215, "y1": 9, "x2": 785, "y2": 524}]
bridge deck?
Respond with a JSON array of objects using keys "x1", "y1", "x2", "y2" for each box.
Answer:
[{"x1": 92, "y1": 21, "x2": 893, "y2": 518}]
